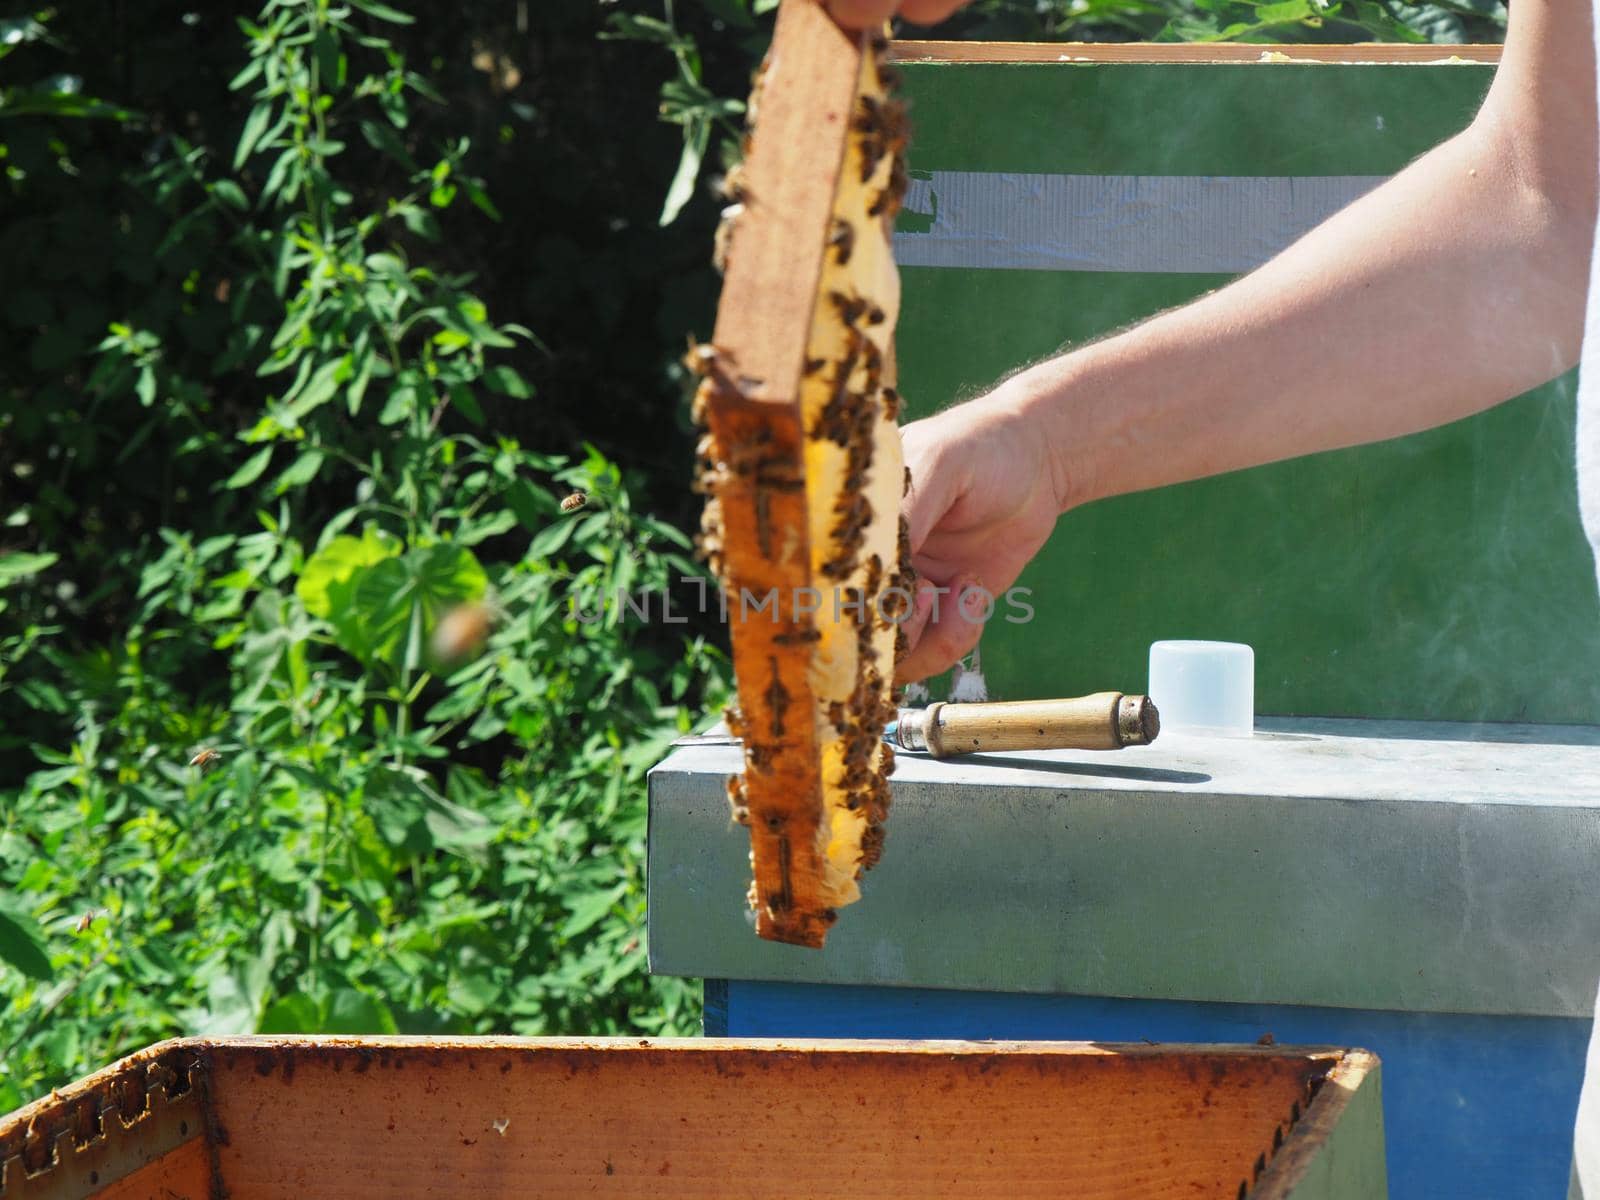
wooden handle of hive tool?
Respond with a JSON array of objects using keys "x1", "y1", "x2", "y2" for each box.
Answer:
[{"x1": 897, "y1": 694, "x2": 1160, "y2": 757}]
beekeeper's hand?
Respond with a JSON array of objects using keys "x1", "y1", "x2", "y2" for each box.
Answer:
[{"x1": 895, "y1": 383, "x2": 1063, "y2": 684}]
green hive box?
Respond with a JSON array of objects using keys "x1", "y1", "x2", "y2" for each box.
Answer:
[{"x1": 891, "y1": 45, "x2": 1598, "y2": 724}]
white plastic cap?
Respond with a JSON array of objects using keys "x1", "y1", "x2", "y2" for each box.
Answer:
[{"x1": 1148, "y1": 640, "x2": 1254, "y2": 737}]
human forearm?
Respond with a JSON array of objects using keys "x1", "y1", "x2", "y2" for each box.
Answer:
[{"x1": 1018, "y1": 75, "x2": 1594, "y2": 511}]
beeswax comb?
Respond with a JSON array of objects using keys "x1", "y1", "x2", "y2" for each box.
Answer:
[{"x1": 689, "y1": 2, "x2": 912, "y2": 948}]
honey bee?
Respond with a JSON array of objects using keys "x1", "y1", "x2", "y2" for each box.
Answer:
[
  {"x1": 859, "y1": 823, "x2": 885, "y2": 870},
  {"x1": 746, "y1": 743, "x2": 776, "y2": 775},
  {"x1": 559, "y1": 490, "x2": 588, "y2": 513},
  {"x1": 689, "y1": 379, "x2": 712, "y2": 427},
  {"x1": 716, "y1": 162, "x2": 750, "y2": 205},
  {"x1": 829, "y1": 290, "x2": 870, "y2": 327},
  {"x1": 727, "y1": 776, "x2": 750, "y2": 826},
  {"x1": 188, "y1": 747, "x2": 222, "y2": 771},
  {"x1": 883, "y1": 387, "x2": 903, "y2": 424},
  {"x1": 682, "y1": 339, "x2": 720, "y2": 378},
  {"x1": 431, "y1": 601, "x2": 495, "y2": 665},
  {"x1": 713, "y1": 207, "x2": 741, "y2": 274},
  {"x1": 828, "y1": 218, "x2": 855, "y2": 266},
  {"x1": 74, "y1": 909, "x2": 105, "y2": 934}
]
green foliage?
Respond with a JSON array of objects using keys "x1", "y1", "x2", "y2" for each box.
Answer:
[{"x1": 0, "y1": 0, "x2": 727, "y2": 1111}]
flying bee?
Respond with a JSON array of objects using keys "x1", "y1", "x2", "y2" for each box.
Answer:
[
  {"x1": 560, "y1": 490, "x2": 588, "y2": 513},
  {"x1": 431, "y1": 600, "x2": 496, "y2": 666},
  {"x1": 74, "y1": 909, "x2": 106, "y2": 934},
  {"x1": 188, "y1": 747, "x2": 223, "y2": 772}
]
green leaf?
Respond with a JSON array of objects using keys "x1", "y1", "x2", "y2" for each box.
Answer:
[
  {"x1": 397, "y1": 204, "x2": 440, "y2": 241},
  {"x1": 212, "y1": 179, "x2": 249, "y2": 211},
  {"x1": 422, "y1": 790, "x2": 498, "y2": 850},
  {"x1": 274, "y1": 447, "x2": 326, "y2": 493},
  {"x1": 296, "y1": 527, "x2": 402, "y2": 618},
  {"x1": 601, "y1": 13, "x2": 683, "y2": 46},
  {"x1": 350, "y1": 0, "x2": 417, "y2": 25},
  {"x1": 366, "y1": 767, "x2": 428, "y2": 851},
  {"x1": 324, "y1": 989, "x2": 399, "y2": 1034},
  {"x1": 506, "y1": 480, "x2": 555, "y2": 531},
  {"x1": 198, "y1": 971, "x2": 258, "y2": 1035},
  {"x1": 260, "y1": 992, "x2": 321, "y2": 1034},
  {"x1": 448, "y1": 382, "x2": 484, "y2": 425},
  {"x1": 359, "y1": 119, "x2": 416, "y2": 170},
  {"x1": 333, "y1": 544, "x2": 487, "y2": 668},
  {"x1": 447, "y1": 971, "x2": 501, "y2": 1015},
  {"x1": 235, "y1": 102, "x2": 272, "y2": 170},
  {"x1": 225, "y1": 445, "x2": 274, "y2": 490},
  {"x1": 528, "y1": 518, "x2": 579, "y2": 561},
  {"x1": 459, "y1": 509, "x2": 518, "y2": 546},
  {"x1": 0, "y1": 904, "x2": 51, "y2": 981},
  {"x1": 659, "y1": 121, "x2": 708, "y2": 227},
  {"x1": 483, "y1": 365, "x2": 532, "y2": 399},
  {"x1": 1251, "y1": 0, "x2": 1312, "y2": 18},
  {"x1": 561, "y1": 883, "x2": 628, "y2": 939},
  {"x1": 0, "y1": 551, "x2": 58, "y2": 587},
  {"x1": 366, "y1": 766, "x2": 495, "y2": 859}
]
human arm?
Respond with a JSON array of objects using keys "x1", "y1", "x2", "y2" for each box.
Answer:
[{"x1": 898, "y1": 0, "x2": 1598, "y2": 682}]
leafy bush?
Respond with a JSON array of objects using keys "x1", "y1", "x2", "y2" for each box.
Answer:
[{"x1": 0, "y1": 0, "x2": 726, "y2": 1110}]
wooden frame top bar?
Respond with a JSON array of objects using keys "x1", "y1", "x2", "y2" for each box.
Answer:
[{"x1": 890, "y1": 39, "x2": 1502, "y2": 64}]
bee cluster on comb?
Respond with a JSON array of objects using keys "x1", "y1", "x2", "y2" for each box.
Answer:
[{"x1": 687, "y1": 4, "x2": 915, "y2": 948}]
